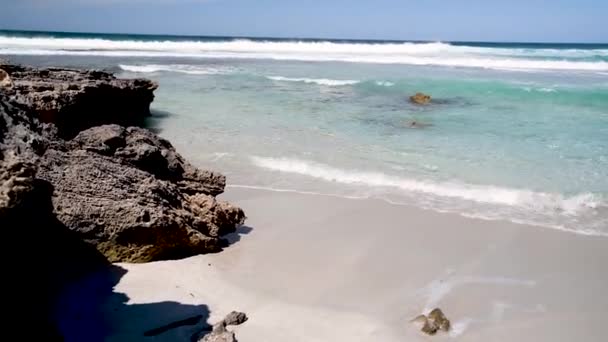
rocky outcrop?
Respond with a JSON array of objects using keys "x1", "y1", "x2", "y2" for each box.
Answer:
[
  {"x1": 1, "y1": 65, "x2": 248, "y2": 340},
  {"x1": 0, "y1": 63, "x2": 157, "y2": 138},
  {"x1": 411, "y1": 308, "x2": 451, "y2": 335},
  {"x1": 0, "y1": 64, "x2": 245, "y2": 263},
  {"x1": 409, "y1": 92, "x2": 432, "y2": 105},
  {"x1": 1, "y1": 95, "x2": 109, "y2": 340},
  {"x1": 37, "y1": 124, "x2": 245, "y2": 262},
  {"x1": 197, "y1": 311, "x2": 248, "y2": 342}
]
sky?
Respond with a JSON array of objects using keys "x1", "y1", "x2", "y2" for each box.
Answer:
[{"x1": 1, "y1": 0, "x2": 607, "y2": 43}]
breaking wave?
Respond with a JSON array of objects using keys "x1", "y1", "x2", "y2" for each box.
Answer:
[
  {"x1": 2, "y1": 36, "x2": 608, "y2": 71},
  {"x1": 266, "y1": 76, "x2": 360, "y2": 86},
  {"x1": 119, "y1": 64, "x2": 235, "y2": 75},
  {"x1": 250, "y1": 156, "x2": 607, "y2": 236}
]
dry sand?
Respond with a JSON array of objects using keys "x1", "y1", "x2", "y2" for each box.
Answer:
[{"x1": 56, "y1": 187, "x2": 608, "y2": 341}]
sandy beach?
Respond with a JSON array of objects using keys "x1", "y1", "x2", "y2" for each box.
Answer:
[{"x1": 55, "y1": 186, "x2": 608, "y2": 341}]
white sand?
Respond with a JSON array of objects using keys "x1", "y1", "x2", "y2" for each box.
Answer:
[{"x1": 57, "y1": 187, "x2": 608, "y2": 341}]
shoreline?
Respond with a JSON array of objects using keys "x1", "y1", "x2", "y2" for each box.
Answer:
[
  {"x1": 58, "y1": 186, "x2": 608, "y2": 341},
  {"x1": 226, "y1": 183, "x2": 607, "y2": 238}
]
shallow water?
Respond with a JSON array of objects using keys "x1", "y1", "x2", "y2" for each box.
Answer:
[{"x1": 2, "y1": 31, "x2": 607, "y2": 235}]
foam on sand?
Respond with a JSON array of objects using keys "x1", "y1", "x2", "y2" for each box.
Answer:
[{"x1": 250, "y1": 156, "x2": 607, "y2": 236}]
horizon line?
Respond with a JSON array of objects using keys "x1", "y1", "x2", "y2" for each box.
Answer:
[{"x1": 1, "y1": 28, "x2": 607, "y2": 46}]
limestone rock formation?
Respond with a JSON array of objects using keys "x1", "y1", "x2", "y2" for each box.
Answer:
[
  {"x1": 37, "y1": 124, "x2": 246, "y2": 262},
  {"x1": 1, "y1": 63, "x2": 158, "y2": 138},
  {"x1": 409, "y1": 92, "x2": 432, "y2": 105},
  {"x1": 0, "y1": 65, "x2": 246, "y2": 263},
  {"x1": 1, "y1": 95, "x2": 109, "y2": 340},
  {"x1": 1, "y1": 64, "x2": 248, "y2": 339}
]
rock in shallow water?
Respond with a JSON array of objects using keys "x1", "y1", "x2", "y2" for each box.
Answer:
[{"x1": 409, "y1": 92, "x2": 432, "y2": 105}]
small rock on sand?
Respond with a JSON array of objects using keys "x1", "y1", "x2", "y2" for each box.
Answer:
[
  {"x1": 197, "y1": 311, "x2": 248, "y2": 342},
  {"x1": 410, "y1": 308, "x2": 450, "y2": 335}
]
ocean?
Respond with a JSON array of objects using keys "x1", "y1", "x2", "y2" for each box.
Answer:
[{"x1": 2, "y1": 30, "x2": 607, "y2": 236}]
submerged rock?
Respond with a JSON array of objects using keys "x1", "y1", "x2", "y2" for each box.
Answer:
[
  {"x1": 407, "y1": 120, "x2": 433, "y2": 129},
  {"x1": 409, "y1": 92, "x2": 432, "y2": 105},
  {"x1": 1, "y1": 63, "x2": 158, "y2": 138},
  {"x1": 410, "y1": 308, "x2": 451, "y2": 335}
]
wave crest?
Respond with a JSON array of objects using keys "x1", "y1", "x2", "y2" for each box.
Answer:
[
  {"x1": 2, "y1": 36, "x2": 607, "y2": 71},
  {"x1": 266, "y1": 76, "x2": 360, "y2": 86},
  {"x1": 119, "y1": 64, "x2": 234, "y2": 75}
]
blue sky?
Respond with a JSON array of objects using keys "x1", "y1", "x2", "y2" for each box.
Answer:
[{"x1": 1, "y1": 0, "x2": 606, "y2": 42}]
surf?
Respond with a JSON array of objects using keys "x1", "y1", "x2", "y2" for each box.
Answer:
[
  {"x1": 2, "y1": 35, "x2": 608, "y2": 71},
  {"x1": 266, "y1": 76, "x2": 360, "y2": 86},
  {"x1": 119, "y1": 64, "x2": 235, "y2": 75},
  {"x1": 250, "y1": 156, "x2": 607, "y2": 236}
]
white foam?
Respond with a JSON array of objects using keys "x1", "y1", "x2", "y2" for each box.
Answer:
[
  {"x1": 375, "y1": 81, "x2": 395, "y2": 87},
  {"x1": 522, "y1": 86, "x2": 557, "y2": 93},
  {"x1": 119, "y1": 64, "x2": 234, "y2": 75},
  {"x1": 449, "y1": 318, "x2": 474, "y2": 338},
  {"x1": 2, "y1": 36, "x2": 607, "y2": 71},
  {"x1": 421, "y1": 275, "x2": 536, "y2": 312},
  {"x1": 250, "y1": 157, "x2": 603, "y2": 215},
  {"x1": 538, "y1": 87, "x2": 556, "y2": 92},
  {"x1": 266, "y1": 76, "x2": 360, "y2": 86}
]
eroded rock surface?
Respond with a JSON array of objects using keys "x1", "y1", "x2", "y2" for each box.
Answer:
[
  {"x1": 0, "y1": 65, "x2": 245, "y2": 263},
  {"x1": 1, "y1": 63, "x2": 158, "y2": 138},
  {"x1": 1, "y1": 95, "x2": 109, "y2": 340},
  {"x1": 38, "y1": 124, "x2": 245, "y2": 262}
]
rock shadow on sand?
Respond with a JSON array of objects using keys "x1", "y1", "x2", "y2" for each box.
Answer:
[
  {"x1": 223, "y1": 225, "x2": 254, "y2": 246},
  {"x1": 54, "y1": 265, "x2": 213, "y2": 342}
]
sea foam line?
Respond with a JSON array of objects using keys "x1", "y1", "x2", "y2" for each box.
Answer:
[
  {"x1": 229, "y1": 183, "x2": 608, "y2": 237},
  {"x1": 119, "y1": 64, "x2": 234, "y2": 75},
  {"x1": 249, "y1": 156, "x2": 603, "y2": 215},
  {"x1": 2, "y1": 36, "x2": 608, "y2": 71},
  {"x1": 266, "y1": 76, "x2": 360, "y2": 86}
]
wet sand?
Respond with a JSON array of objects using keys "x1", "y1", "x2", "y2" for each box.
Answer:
[{"x1": 57, "y1": 186, "x2": 608, "y2": 341}]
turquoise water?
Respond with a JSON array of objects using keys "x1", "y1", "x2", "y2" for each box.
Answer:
[{"x1": 2, "y1": 31, "x2": 607, "y2": 235}]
